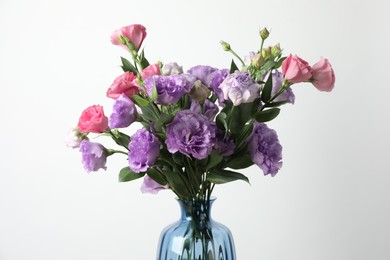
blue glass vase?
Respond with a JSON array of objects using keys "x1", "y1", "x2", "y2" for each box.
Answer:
[{"x1": 157, "y1": 197, "x2": 236, "y2": 260}]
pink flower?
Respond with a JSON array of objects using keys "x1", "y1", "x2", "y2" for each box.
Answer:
[
  {"x1": 311, "y1": 57, "x2": 335, "y2": 92},
  {"x1": 140, "y1": 63, "x2": 161, "y2": 80},
  {"x1": 111, "y1": 24, "x2": 147, "y2": 51},
  {"x1": 282, "y1": 54, "x2": 312, "y2": 83},
  {"x1": 78, "y1": 105, "x2": 108, "y2": 133},
  {"x1": 106, "y1": 71, "x2": 139, "y2": 99}
]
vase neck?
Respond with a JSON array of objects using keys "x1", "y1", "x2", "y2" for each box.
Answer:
[{"x1": 177, "y1": 198, "x2": 215, "y2": 223}]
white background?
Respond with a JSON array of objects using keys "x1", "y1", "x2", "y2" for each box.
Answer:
[{"x1": 1, "y1": 0, "x2": 389, "y2": 259}]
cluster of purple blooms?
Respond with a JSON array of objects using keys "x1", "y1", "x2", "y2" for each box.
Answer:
[
  {"x1": 74, "y1": 62, "x2": 294, "y2": 194},
  {"x1": 68, "y1": 24, "x2": 335, "y2": 200}
]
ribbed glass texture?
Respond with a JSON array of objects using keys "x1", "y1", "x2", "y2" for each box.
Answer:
[{"x1": 157, "y1": 198, "x2": 236, "y2": 260}]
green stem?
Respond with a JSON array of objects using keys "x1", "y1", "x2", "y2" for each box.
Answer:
[
  {"x1": 229, "y1": 49, "x2": 245, "y2": 67},
  {"x1": 107, "y1": 149, "x2": 128, "y2": 156}
]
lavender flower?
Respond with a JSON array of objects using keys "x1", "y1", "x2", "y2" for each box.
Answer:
[
  {"x1": 214, "y1": 129, "x2": 235, "y2": 156},
  {"x1": 144, "y1": 75, "x2": 192, "y2": 105},
  {"x1": 206, "y1": 69, "x2": 229, "y2": 104},
  {"x1": 162, "y1": 62, "x2": 183, "y2": 75},
  {"x1": 187, "y1": 65, "x2": 218, "y2": 84},
  {"x1": 190, "y1": 99, "x2": 219, "y2": 121},
  {"x1": 269, "y1": 70, "x2": 295, "y2": 104},
  {"x1": 79, "y1": 140, "x2": 108, "y2": 172},
  {"x1": 219, "y1": 71, "x2": 261, "y2": 106},
  {"x1": 140, "y1": 175, "x2": 169, "y2": 194},
  {"x1": 166, "y1": 110, "x2": 216, "y2": 160},
  {"x1": 128, "y1": 128, "x2": 161, "y2": 173},
  {"x1": 247, "y1": 122, "x2": 282, "y2": 176},
  {"x1": 109, "y1": 94, "x2": 137, "y2": 128}
]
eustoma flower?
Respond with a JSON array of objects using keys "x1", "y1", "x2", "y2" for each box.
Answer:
[
  {"x1": 166, "y1": 110, "x2": 216, "y2": 160},
  {"x1": 79, "y1": 140, "x2": 108, "y2": 172},
  {"x1": 141, "y1": 175, "x2": 168, "y2": 194},
  {"x1": 311, "y1": 57, "x2": 335, "y2": 92},
  {"x1": 128, "y1": 128, "x2": 161, "y2": 173},
  {"x1": 144, "y1": 75, "x2": 192, "y2": 105},
  {"x1": 78, "y1": 105, "x2": 108, "y2": 133},
  {"x1": 106, "y1": 71, "x2": 139, "y2": 99},
  {"x1": 111, "y1": 24, "x2": 147, "y2": 51},
  {"x1": 247, "y1": 122, "x2": 283, "y2": 176},
  {"x1": 282, "y1": 54, "x2": 312, "y2": 83},
  {"x1": 219, "y1": 71, "x2": 260, "y2": 106},
  {"x1": 109, "y1": 94, "x2": 137, "y2": 128}
]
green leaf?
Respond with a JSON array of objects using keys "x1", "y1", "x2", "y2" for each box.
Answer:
[
  {"x1": 121, "y1": 57, "x2": 137, "y2": 74},
  {"x1": 151, "y1": 82, "x2": 158, "y2": 102},
  {"x1": 119, "y1": 167, "x2": 145, "y2": 182},
  {"x1": 163, "y1": 166, "x2": 192, "y2": 198},
  {"x1": 230, "y1": 59, "x2": 239, "y2": 73},
  {"x1": 147, "y1": 168, "x2": 167, "y2": 186},
  {"x1": 261, "y1": 70, "x2": 274, "y2": 103},
  {"x1": 229, "y1": 102, "x2": 254, "y2": 136},
  {"x1": 254, "y1": 108, "x2": 280, "y2": 122},
  {"x1": 216, "y1": 112, "x2": 228, "y2": 131},
  {"x1": 111, "y1": 130, "x2": 131, "y2": 147},
  {"x1": 207, "y1": 169, "x2": 250, "y2": 184},
  {"x1": 266, "y1": 100, "x2": 290, "y2": 108},
  {"x1": 206, "y1": 150, "x2": 223, "y2": 170},
  {"x1": 226, "y1": 154, "x2": 254, "y2": 169},
  {"x1": 139, "y1": 49, "x2": 150, "y2": 69},
  {"x1": 274, "y1": 56, "x2": 287, "y2": 69},
  {"x1": 261, "y1": 60, "x2": 276, "y2": 71},
  {"x1": 132, "y1": 94, "x2": 149, "y2": 107},
  {"x1": 139, "y1": 103, "x2": 159, "y2": 121},
  {"x1": 155, "y1": 113, "x2": 174, "y2": 132}
]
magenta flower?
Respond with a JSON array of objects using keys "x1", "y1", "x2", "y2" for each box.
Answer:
[
  {"x1": 166, "y1": 110, "x2": 216, "y2": 160},
  {"x1": 79, "y1": 140, "x2": 108, "y2": 173},
  {"x1": 128, "y1": 128, "x2": 161, "y2": 173},
  {"x1": 247, "y1": 123, "x2": 282, "y2": 176}
]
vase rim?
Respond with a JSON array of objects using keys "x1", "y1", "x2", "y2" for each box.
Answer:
[{"x1": 175, "y1": 196, "x2": 217, "y2": 202}]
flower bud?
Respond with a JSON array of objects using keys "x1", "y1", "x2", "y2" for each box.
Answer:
[
  {"x1": 259, "y1": 27, "x2": 270, "y2": 40},
  {"x1": 261, "y1": 46, "x2": 272, "y2": 60},
  {"x1": 251, "y1": 53, "x2": 265, "y2": 68},
  {"x1": 271, "y1": 43, "x2": 282, "y2": 57},
  {"x1": 220, "y1": 41, "x2": 231, "y2": 51},
  {"x1": 189, "y1": 80, "x2": 211, "y2": 103}
]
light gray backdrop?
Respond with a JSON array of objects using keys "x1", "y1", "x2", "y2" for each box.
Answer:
[{"x1": 0, "y1": 0, "x2": 389, "y2": 259}]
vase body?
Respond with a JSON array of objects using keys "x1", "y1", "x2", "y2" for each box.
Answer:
[{"x1": 157, "y1": 198, "x2": 236, "y2": 260}]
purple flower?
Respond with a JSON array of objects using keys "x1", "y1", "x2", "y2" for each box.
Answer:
[
  {"x1": 140, "y1": 175, "x2": 169, "y2": 194},
  {"x1": 187, "y1": 65, "x2": 218, "y2": 84},
  {"x1": 219, "y1": 71, "x2": 261, "y2": 106},
  {"x1": 166, "y1": 110, "x2": 216, "y2": 160},
  {"x1": 247, "y1": 122, "x2": 282, "y2": 176},
  {"x1": 269, "y1": 70, "x2": 295, "y2": 104},
  {"x1": 144, "y1": 75, "x2": 192, "y2": 105},
  {"x1": 162, "y1": 62, "x2": 183, "y2": 75},
  {"x1": 214, "y1": 129, "x2": 235, "y2": 156},
  {"x1": 190, "y1": 99, "x2": 219, "y2": 121},
  {"x1": 128, "y1": 128, "x2": 161, "y2": 173},
  {"x1": 206, "y1": 69, "x2": 229, "y2": 105},
  {"x1": 109, "y1": 94, "x2": 137, "y2": 128},
  {"x1": 79, "y1": 140, "x2": 108, "y2": 173}
]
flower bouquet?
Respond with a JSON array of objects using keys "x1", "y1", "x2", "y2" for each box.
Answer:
[{"x1": 66, "y1": 24, "x2": 335, "y2": 259}]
